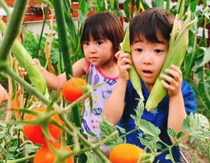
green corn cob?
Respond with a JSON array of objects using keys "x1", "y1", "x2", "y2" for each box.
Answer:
[
  {"x1": 0, "y1": 19, "x2": 49, "y2": 99},
  {"x1": 121, "y1": 23, "x2": 144, "y2": 100}
]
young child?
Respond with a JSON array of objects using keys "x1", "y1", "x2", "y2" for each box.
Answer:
[
  {"x1": 0, "y1": 84, "x2": 8, "y2": 105},
  {"x1": 33, "y1": 12, "x2": 124, "y2": 138},
  {"x1": 103, "y1": 8, "x2": 196, "y2": 162}
]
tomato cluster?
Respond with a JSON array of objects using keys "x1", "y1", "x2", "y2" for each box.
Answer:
[
  {"x1": 23, "y1": 77, "x2": 86, "y2": 163},
  {"x1": 23, "y1": 107, "x2": 62, "y2": 145},
  {"x1": 23, "y1": 107, "x2": 74, "y2": 163}
]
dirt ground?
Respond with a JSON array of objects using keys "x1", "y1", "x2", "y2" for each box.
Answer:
[{"x1": 181, "y1": 142, "x2": 209, "y2": 163}]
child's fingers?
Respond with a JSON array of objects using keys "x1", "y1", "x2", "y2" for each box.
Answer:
[
  {"x1": 32, "y1": 58, "x2": 41, "y2": 66},
  {"x1": 161, "y1": 79, "x2": 176, "y2": 91},
  {"x1": 165, "y1": 68, "x2": 182, "y2": 82},
  {"x1": 120, "y1": 57, "x2": 132, "y2": 66},
  {"x1": 115, "y1": 51, "x2": 130, "y2": 60},
  {"x1": 170, "y1": 65, "x2": 182, "y2": 77},
  {"x1": 160, "y1": 74, "x2": 175, "y2": 85}
]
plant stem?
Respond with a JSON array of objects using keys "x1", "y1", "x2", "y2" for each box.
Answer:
[
  {"x1": 0, "y1": 0, "x2": 11, "y2": 19},
  {"x1": 4, "y1": 68, "x2": 49, "y2": 105},
  {"x1": 5, "y1": 155, "x2": 34, "y2": 163},
  {"x1": 52, "y1": 0, "x2": 73, "y2": 78},
  {"x1": 36, "y1": 5, "x2": 50, "y2": 58},
  {"x1": 60, "y1": 114, "x2": 111, "y2": 163},
  {"x1": 166, "y1": 0, "x2": 170, "y2": 10},
  {"x1": 0, "y1": 0, "x2": 29, "y2": 64},
  {"x1": 52, "y1": 0, "x2": 82, "y2": 139}
]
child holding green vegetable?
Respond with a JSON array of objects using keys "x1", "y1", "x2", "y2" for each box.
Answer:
[
  {"x1": 32, "y1": 12, "x2": 124, "y2": 139},
  {"x1": 103, "y1": 8, "x2": 196, "y2": 162}
]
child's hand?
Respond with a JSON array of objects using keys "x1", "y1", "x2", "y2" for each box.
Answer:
[
  {"x1": 160, "y1": 65, "x2": 182, "y2": 97},
  {"x1": 0, "y1": 84, "x2": 8, "y2": 105},
  {"x1": 115, "y1": 51, "x2": 132, "y2": 81},
  {"x1": 32, "y1": 58, "x2": 42, "y2": 68},
  {"x1": 18, "y1": 58, "x2": 42, "y2": 77}
]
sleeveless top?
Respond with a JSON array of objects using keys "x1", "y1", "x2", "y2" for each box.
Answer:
[{"x1": 82, "y1": 64, "x2": 118, "y2": 137}]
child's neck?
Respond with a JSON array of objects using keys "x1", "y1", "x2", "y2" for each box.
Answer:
[
  {"x1": 144, "y1": 83, "x2": 154, "y2": 92},
  {"x1": 98, "y1": 61, "x2": 118, "y2": 78}
]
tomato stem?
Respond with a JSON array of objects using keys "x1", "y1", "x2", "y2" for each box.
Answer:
[{"x1": 5, "y1": 155, "x2": 34, "y2": 163}]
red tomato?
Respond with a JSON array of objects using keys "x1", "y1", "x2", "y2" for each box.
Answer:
[
  {"x1": 34, "y1": 143, "x2": 74, "y2": 163},
  {"x1": 62, "y1": 78, "x2": 86, "y2": 103},
  {"x1": 23, "y1": 107, "x2": 62, "y2": 145}
]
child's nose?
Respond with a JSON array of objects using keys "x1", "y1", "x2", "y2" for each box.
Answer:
[
  {"x1": 89, "y1": 44, "x2": 96, "y2": 53},
  {"x1": 142, "y1": 54, "x2": 152, "y2": 64}
]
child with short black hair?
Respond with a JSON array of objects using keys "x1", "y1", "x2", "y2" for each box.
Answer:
[{"x1": 103, "y1": 8, "x2": 196, "y2": 162}]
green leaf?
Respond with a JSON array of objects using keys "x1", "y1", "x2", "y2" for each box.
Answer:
[
  {"x1": 176, "y1": 131, "x2": 184, "y2": 139},
  {"x1": 199, "y1": 47, "x2": 210, "y2": 67},
  {"x1": 25, "y1": 144, "x2": 39, "y2": 154},
  {"x1": 123, "y1": 0, "x2": 132, "y2": 21},
  {"x1": 167, "y1": 128, "x2": 177, "y2": 139},
  {"x1": 139, "y1": 119, "x2": 161, "y2": 138},
  {"x1": 131, "y1": 100, "x2": 144, "y2": 126},
  {"x1": 190, "y1": 0, "x2": 199, "y2": 12},
  {"x1": 100, "y1": 117, "x2": 122, "y2": 146},
  {"x1": 85, "y1": 151, "x2": 103, "y2": 163},
  {"x1": 182, "y1": 113, "x2": 210, "y2": 141},
  {"x1": 116, "y1": 125, "x2": 126, "y2": 134},
  {"x1": 152, "y1": 0, "x2": 164, "y2": 8}
]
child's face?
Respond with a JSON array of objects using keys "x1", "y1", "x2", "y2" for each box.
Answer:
[
  {"x1": 131, "y1": 36, "x2": 169, "y2": 91},
  {"x1": 82, "y1": 36, "x2": 115, "y2": 67}
]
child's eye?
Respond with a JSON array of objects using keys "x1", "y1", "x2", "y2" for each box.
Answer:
[
  {"x1": 154, "y1": 49, "x2": 163, "y2": 53},
  {"x1": 83, "y1": 41, "x2": 89, "y2": 46},
  {"x1": 96, "y1": 40, "x2": 103, "y2": 45},
  {"x1": 135, "y1": 48, "x2": 143, "y2": 52}
]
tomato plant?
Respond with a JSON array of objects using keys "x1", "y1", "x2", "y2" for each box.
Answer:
[
  {"x1": 109, "y1": 143, "x2": 144, "y2": 163},
  {"x1": 34, "y1": 142, "x2": 74, "y2": 163},
  {"x1": 23, "y1": 107, "x2": 62, "y2": 145},
  {"x1": 62, "y1": 78, "x2": 86, "y2": 103}
]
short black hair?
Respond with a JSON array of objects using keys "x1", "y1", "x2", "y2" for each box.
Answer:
[
  {"x1": 130, "y1": 8, "x2": 174, "y2": 44},
  {"x1": 81, "y1": 12, "x2": 124, "y2": 53}
]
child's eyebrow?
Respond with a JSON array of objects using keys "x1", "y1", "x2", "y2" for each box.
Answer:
[{"x1": 133, "y1": 39, "x2": 168, "y2": 45}]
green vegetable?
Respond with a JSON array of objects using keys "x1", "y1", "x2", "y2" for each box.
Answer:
[
  {"x1": 121, "y1": 23, "x2": 144, "y2": 101},
  {"x1": 0, "y1": 19, "x2": 49, "y2": 99}
]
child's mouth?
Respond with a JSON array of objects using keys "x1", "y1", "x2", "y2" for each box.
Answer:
[
  {"x1": 90, "y1": 57, "x2": 98, "y2": 61},
  {"x1": 142, "y1": 70, "x2": 153, "y2": 77}
]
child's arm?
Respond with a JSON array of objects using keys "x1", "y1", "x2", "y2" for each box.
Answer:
[
  {"x1": 103, "y1": 51, "x2": 132, "y2": 125},
  {"x1": 33, "y1": 58, "x2": 87, "y2": 90},
  {"x1": 0, "y1": 84, "x2": 8, "y2": 105},
  {"x1": 160, "y1": 65, "x2": 187, "y2": 141}
]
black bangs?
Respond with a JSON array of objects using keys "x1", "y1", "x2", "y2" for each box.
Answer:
[
  {"x1": 82, "y1": 21, "x2": 106, "y2": 41},
  {"x1": 130, "y1": 8, "x2": 174, "y2": 44},
  {"x1": 81, "y1": 13, "x2": 114, "y2": 42}
]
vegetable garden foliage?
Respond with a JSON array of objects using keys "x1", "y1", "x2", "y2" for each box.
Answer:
[{"x1": 0, "y1": 0, "x2": 209, "y2": 163}]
